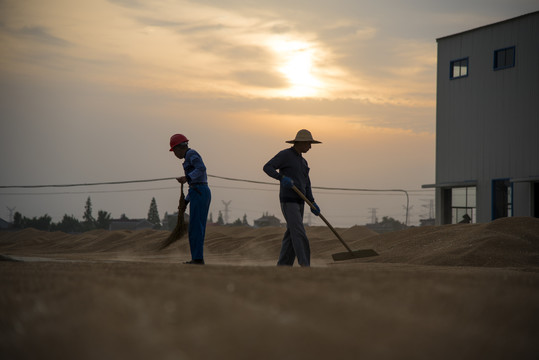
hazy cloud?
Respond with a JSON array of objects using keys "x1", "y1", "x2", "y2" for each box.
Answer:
[
  {"x1": 107, "y1": 0, "x2": 147, "y2": 9},
  {"x1": 134, "y1": 16, "x2": 183, "y2": 28},
  {"x1": 8, "y1": 25, "x2": 71, "y2": 47},
  {"x1": 232, "y1": 70, "x2": 288, "y2": 88}
]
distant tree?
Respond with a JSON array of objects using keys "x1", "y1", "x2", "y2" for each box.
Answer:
[
  {"x1": 242, "y1": 214, "x2": 249, "y2": 226},
  {"x1": 83, "y1": 197, "x2": 95, "y2": 231},
  {"x1": 232, "y1": 218, "x2": 242, "y2": 226},
  {"x1": 54, "y1": 214, "x2": 83, "y2": 233},
  {"x1": 208, "y1": 212, "x2": 214, "y2": 224},
  {"x1": 147, "y1": 197, "x2": 161, "y2": 229},
  {"x1": 13, "y1": 212, "x2": 23, "y2": 228},
  {"x1": 379, "y1": 216, "x2": 405, "y2": 227},
  {"x1": 120, "y1": 213, "x2": 129, "y2": 220},
  {"x1": 25, "y1": 214, "x2": 52, "y2": 231},
  {"x1": 96, "y1": 210, "x2": 112, "y2": 230},
  {"x1": 377, "y1": 216, "x2": 408, "y2": 232},
  {"x1": 217, "y1": 211, "x2": 224, "y2": 225}
]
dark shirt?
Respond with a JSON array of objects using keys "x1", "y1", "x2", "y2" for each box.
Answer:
[{"x1": 263, "y1": 147, "x2": 314, "y2": 203}]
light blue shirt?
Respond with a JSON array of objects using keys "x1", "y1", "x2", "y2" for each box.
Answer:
[{"x1": 183, "y1": 149, "x2": 208, "y2": 184}]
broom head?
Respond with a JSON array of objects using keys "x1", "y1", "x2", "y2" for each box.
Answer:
[{"x1": 159, "y1": 184, "x2": 188, "y2": 250}]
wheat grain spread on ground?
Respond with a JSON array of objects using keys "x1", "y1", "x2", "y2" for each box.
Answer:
[{"x1": 1, "y1": 217, "x2": 538, "y2": 359}]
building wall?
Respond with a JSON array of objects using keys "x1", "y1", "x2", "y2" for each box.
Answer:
[{"x1": 435, "y1": 12, "x2": 539, "y2": 224}]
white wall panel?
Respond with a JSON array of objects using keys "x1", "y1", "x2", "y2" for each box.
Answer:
[{"x1": 435, "y1": 12, "x2": 539, "y2": 223}]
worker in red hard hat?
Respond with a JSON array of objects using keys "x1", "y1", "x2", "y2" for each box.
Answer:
[{"x1": 170, "y1": 134, "x2": 211, "y2": 265}]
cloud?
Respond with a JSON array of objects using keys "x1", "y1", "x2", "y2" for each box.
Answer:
[
  {"x1": 232, "y1": 70, "x2": 288, "y2": 88},
  {"x1": 258, "y1": 98, "x2": 435, "y2": 133},
  {"x1": 134, "y1": 16, "x2": 183, "y2": 28},
  {"x1": 135, "y1": 16, "x2": 229, "y2": 34},
  {"x1": 270, "y1": 23, "x2": 293, "y2": 34},
  {"x1": 107, "y1": 0, "x2": 147, "y2": 9},
  {"x1": 7, "y1": 25, "x2": 71, "y2": 47}
]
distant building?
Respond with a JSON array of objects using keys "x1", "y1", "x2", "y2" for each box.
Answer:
[
  {"x1": 109, "y1": 219, "x2": 155, "y2": 231},
  {"x1": 366, "y1": 218, "x2": 408, "y2": 233},
  {"x1": 0, "y1": 218, "x2": 10, "y2": 230},
  {"x1": 424, "y1": 11, "x2": 539, "y2": 224},
  {"x1": 253, "y1": 213, "x2": 282, "y2": 228},
  {"x1": 419, "y1": 218, "x2": 436, "y2": 227},
  {"x1": 162, "y1": 213, "x2": 189, "y2": 231}
]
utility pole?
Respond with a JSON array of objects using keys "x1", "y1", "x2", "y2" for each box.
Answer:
[
  {"x1": 6, "y1": 207, "x2": 15, "y2": 223},
  {"x1": 403, "y1": 204, "x2": 414, "y2": 224},
  {"x1": 368, "y1": 208, "x2": 378, "y2": 224},
  {"x1": 222, "y1": 200, "x2": 231, "y2": 225},
  {"x1": 421, "y1": 199, "x2": 435, "y2": 219}
]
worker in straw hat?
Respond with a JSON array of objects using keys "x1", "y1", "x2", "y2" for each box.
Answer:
[
  {"x1": 263, "y1": 129, "x2": 322, "y2": 267},
  {"x1": 170, "y1": 133, "x2": 211, "y2": 265}
]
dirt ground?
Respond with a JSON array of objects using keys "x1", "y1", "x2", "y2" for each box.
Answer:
[{"x1": 1, "y1": 217, "x2": 538, "y2": 360}]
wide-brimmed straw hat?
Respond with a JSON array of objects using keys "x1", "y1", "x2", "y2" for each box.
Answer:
[{"x1": 286, "y1": 129, "x2": 322, "y2": 144}]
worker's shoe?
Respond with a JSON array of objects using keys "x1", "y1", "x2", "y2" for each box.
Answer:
[{"x1": 183, "y1": 259, "x2": 204, "y2": 265}]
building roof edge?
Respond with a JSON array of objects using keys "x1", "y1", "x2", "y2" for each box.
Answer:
[{"x1": 436, "y1": 10, "x2": 539, "y2": 42}]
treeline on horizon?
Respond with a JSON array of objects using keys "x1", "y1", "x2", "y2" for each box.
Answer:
[
  {"x1": 11, "y1": 196, "x2": 144, "y2": 233},
  {"x1": 9, "y1": 196, "x2": 250, "y2": 233}
]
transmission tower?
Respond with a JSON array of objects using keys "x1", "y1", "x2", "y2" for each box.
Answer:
[
  {"x1": 222, "y1": 200, "x2": 231, "y2": 225},
  {"x1": 403, "y1": 204, "x2": 414, "y2": 224},
  {"x1": 421, "y1": 199, "x2": 435, "y2": 219},
  {"x1": 368, "y1": 208, "x2": 378, "y2": 224},
  {"x1": 427, "y1": 199, "x2": 434, "y2": 218},
  {"x1": 6, "y1": 207, "x2": 16, "y2": 223}
]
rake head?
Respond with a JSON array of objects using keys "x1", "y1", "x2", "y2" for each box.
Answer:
[{"x1": 332, "y1": 249, "x2": 379, "y2": 261}]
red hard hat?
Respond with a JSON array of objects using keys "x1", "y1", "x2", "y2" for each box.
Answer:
[{"x1": 169, "y1": 134, "x2": 189, "y2": 151}]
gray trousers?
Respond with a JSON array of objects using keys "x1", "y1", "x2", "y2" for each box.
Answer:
[{"x1": 277, "y1": 202, "x2": 310, "y2": 267}]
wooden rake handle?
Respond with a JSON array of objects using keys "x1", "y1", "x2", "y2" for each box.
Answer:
[{"x1": 291, "y1": 185, "x2": 353, "y2": 253}]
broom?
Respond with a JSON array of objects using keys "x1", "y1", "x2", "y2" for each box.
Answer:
[{"x1": 159, "y1": 183, "x2": 188, "y2": 250}]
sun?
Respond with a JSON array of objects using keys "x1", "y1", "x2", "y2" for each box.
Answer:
[{"x1": 270, "y1": 38, "x2": 322, "y2": 97}]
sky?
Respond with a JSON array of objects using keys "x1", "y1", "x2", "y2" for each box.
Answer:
[{"x1": 1, "y1": 0, "x2": 537, "y2": 227}]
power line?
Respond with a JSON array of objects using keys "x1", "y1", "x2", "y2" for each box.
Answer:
[
  {"x1": 0, "y1": 174, "x2": 417, "y2": 224},
  {"x1": 0, "y1": 186, "x2": 180, "y2": 196},
  {"x1": 0, "y1": 184, "x2": 280, "y2": 196},
  {"x1": 0, "y1": 177, "x2": 177, "y2": 189},
  {"x1": 0, "y1": 174, "x2": 425, "y2": 193},
  {"x1": 211, "y1": 175, "x2": 415, "y2": 225}
]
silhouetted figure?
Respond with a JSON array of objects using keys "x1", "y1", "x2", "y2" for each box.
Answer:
[
  {"x1": 459, "y1": 214, "x2": 471, "y2": 224},
  {"x1": 263, "y1": 129, "x2": 322, "y2": 267},
  {"x1": 170, "y1": 133, "x2": 211, "y2": 265}
]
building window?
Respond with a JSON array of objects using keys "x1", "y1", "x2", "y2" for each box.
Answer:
[
  {"x1": 492, "y1": 179, "x2": 513, "y2": 219},
  {"x1": 450, "y1": 58, "x2": 468, "y2": 79},
  {"x1": 451, "y1": 186, "x2": 476, "y2": 223},
  {"x1": 493, "y1": 46, "x2": 515, "y2": 70}
]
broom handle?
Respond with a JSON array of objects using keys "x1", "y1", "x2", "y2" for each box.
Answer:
[
  {"x1": 291, "y1": 185, "x2": 353, "y2": 253},
  {"x1": 178, "y1": 183, "x2": 185, "y2": 212}
]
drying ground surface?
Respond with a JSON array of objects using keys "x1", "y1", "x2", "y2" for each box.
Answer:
[{"x1": 1, "y1": 217, "x2": 538, "y2": 359}]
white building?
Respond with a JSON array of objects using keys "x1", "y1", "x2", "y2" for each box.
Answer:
[{"x1": 424, "y1": 11, "x2": 539, "y2": 224}]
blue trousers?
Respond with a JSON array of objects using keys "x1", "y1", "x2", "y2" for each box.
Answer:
[
  {"x1": 188, "y1": 184, "x2": 211, "y2": 260},
  {"x1": 277, "y1": 202, "x2": 310, "y2": 267}
]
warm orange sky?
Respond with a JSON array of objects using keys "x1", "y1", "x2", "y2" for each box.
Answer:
[{"x1": 1, "y1": 0, "x2": 537, "y2": 226}]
